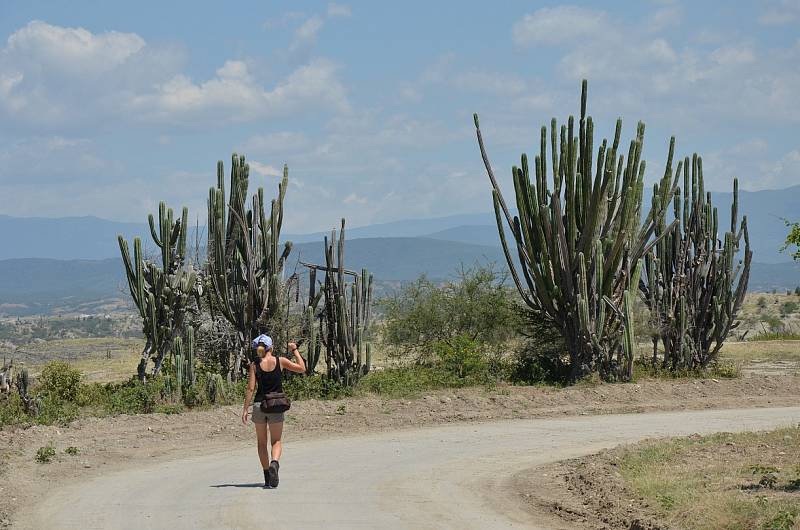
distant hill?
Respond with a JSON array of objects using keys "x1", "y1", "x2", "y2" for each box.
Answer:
[
  {"x1": 291, "y1": 238, "x2": 504, "y2": 281},
  {"x1": 0, "y1": 238, "x2": 797, "y2": 316},
  {"x1": 422, "y1": 225, "x2": 502, "y2": 247},
  {"x1": 2, "y1": 184, "x2": 796, "y2": 262},
  {"x1": 284, "y1": 213, "x2": 498, "y2": 243}
]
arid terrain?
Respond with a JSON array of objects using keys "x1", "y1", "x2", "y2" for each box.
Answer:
[{"x1": 4, "y1": 373, "x2": 800, "y2": 528}]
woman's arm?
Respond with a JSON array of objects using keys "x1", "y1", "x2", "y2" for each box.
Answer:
[
  {"x1": 280, "y1": 342, "x2": 306, "y2": 374},
  {"x1": 241, "y1": 362, "x2": 256, "y2": 425}
]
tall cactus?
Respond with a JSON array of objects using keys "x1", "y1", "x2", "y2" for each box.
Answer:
[
  {"x1": 304, "y1": 306, "x2": 322, "y2": 375},
  {"x1": 474, "y1": 80, "x2": 679, "y2": 381},
  {"x1": 118, "y1": 202, "x2": 197, "y2": 380},
  {"x1": 301, "y1": 219, "x2": 373, "y2": 384},
  {"x1": 641, "y1": 158, "x2": 751, "y2": 370},
  {"x1": 206, "y1": 154, "x2": 292, "y2": 378},
  {"x1": 172, "y1": 327, "x2": 196, "y2": 393}
]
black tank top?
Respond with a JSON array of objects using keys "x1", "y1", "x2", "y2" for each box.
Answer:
[{"x1": 254, "y1": 357, "x2": 283, "y2": 401}]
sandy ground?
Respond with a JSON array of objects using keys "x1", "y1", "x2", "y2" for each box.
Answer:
[{"x1": 4, "y1": 375, "x2": 800, "y2": 528}]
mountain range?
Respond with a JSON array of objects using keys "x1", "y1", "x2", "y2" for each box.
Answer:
[
  {"x1": 1, "y1": 184, "x2": 797, "y2": 262},
  {"x1": 0, "y1": 184, "x2": 798, "y2": 315}
]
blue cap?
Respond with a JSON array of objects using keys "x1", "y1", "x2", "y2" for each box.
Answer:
[{"x1": 252, "y1": 334, "x2": 273, "y2": 349}]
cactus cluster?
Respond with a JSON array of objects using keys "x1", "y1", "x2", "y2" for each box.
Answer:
[
  {"x1": 475, "y1": 80, "x2": 679, "y2": 381},
  {"x1": 118, "y1": 202, "x2": 198, "y2": 380},
  {"x1": 206, "y1": 154, "x2": 292, "y2": 378},
  {"x1": 302, "y1": 219, "x2": 373, "y2": 384},
  {"x1": 641, "y1": 158, "x2": 752, "y2": 369},
  {"x1": 0, "y1": 358, "x2": 12, "y2": 394},
  {"x1": 205, "y1": 373, "x2": 227, "y2": 404},
  {"x1": 172, "y1": 327, "x2": 196, "y2": 391}
]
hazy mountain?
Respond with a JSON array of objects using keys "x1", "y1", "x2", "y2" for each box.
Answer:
[
  {"x1": 1, "y1": 185, "x2": 796, "y2": 262},
  {"x1": 422, "y1": 225, "x2": 502, "y2": 247},
  {"x1": 0, "y1": 239, "x2": 797, "y2": 316},
  {"x1": 291, "y1": 238, "x2": 504, "y2": 281},
  {"x1": 284, "y1": 213, "x2": 498, "y2": 243}
]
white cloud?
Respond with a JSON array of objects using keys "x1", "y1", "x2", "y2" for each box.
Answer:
[
  {"x1": 249, "y1": 161, "x2": 282, "y2": 178},
  {"x1": 0, "y1": 21, "x2": 350, "y2": 129},
  {"x1": 710, "y1": 44, "x2": 756, "y2": 65},
  {"x1": 128, "y1": 58, "x2": 349, "y2": 123},
  {"x1": 263, "y1": 11, "x2": 306, "y2": 30},
  {"x1": 0, "y1": 135, "x2": 112, "y2": 183},
  {"x1": 243, "y1": 132, "x2": 310, "y2": 153},
  {"x1": 508, "y1": 6, "x2": 800, "y2": 131},
  {"x1": 327, "y1": 3, "x2": 352, "y2": 17},
  {"x1": 759, "y1": 0, "x2": 800, "y2": 25},
  {"x1": 512, "y1": 6, "x2": 609, "y2": 47},
  {"x1": 291, "y1": 15, "x2": 324, "y2": 52},
  {"x1": 646, "y1": 4, "x2": 683, "y2": 32},
  {"x1": 342, "y1": 193, "x2": 368, "y2": 205}
]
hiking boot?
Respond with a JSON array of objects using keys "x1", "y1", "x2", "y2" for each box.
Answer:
[
  {"x1": 268, "y1": 460, "x2": 280, "y2": 488},
  {"x1": 263, "y1": 468, "x2": 270, "y2": 488}
]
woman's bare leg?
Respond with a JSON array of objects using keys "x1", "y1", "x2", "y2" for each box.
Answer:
[
  {"x1": 268, "y1": 421, "x2": 284, "y2": 461},
  {"x1": 255, "y1": 422, "x2": 270, "y2": 469}
]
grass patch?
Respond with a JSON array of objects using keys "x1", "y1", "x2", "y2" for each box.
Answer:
[
  {"x1": 749, "y1": 332, "x2": 800, "y2": 342},
  {"x1": 35, "y1": 445, "x2": 56, "y2": 464},
  {"x1": 618, "y1": 426, "x2": 800, "y2": 530},
  {"x1": 356, "y1": 365, "x2": 474, "y2": 398},
  {"x1": 719, "y1": 340, "x2": 800, "y2": 366},
  {"x1": 632, "y1": 358, "x2": 741, "y2": 381}
]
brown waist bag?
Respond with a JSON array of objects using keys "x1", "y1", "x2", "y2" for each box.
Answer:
[{"x1": 260, "y1": 392, "x2": 291, "y2": 413}]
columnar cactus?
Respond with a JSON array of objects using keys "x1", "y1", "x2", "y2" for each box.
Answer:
[
  {"x1": 302, "y1": 219, "x2": 373, "y2": 384},
  {"x1": 474, "y1": 80, "x2": 679, "y2": 381},
  {"x1": 205, "y1": 372, "x2": 227, "y2": 404},
  {"x1": 206, "y1": 154, "x2": 292, "y2": 378},
  {"x1": 172, "y1": 327, "x2": 196, "y2": 392},
  {"x1": 0, "y1": 359, "x2": 12, "y2": 394},
  {"x1": 304, "y1": 306, "x2": 322, "y2": 375},
  {"x1": 641, "y1": 158, "x2": 752, "y2": 369},
  {"x1": 118, "y1": 202, "x2": 198, "y2": 380}
]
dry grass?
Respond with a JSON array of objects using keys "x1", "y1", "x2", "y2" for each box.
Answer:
[
  {"x1": 619, "y1": 427, "x2": 800, "y2": 530},
  {"x1": 738, "y1": 291, "x2": 800, "y2": 340},
  {"x1": 26, "y1": 337, "x2": 143, "y2": 382}
]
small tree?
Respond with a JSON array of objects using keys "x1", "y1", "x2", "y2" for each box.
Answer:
[
  {"x1": 782, "y1": 220, "x2": 800, "y2": 260},
  {"x1": 380, "y1": 264, "x2": 519, "y2": 357}
]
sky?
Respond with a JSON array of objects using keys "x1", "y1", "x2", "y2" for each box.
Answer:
[{"x1": 0, "y1": 0, "x2": 798, "y2": 233}]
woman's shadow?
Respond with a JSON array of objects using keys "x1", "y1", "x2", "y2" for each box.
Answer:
[{"x1": 210, "y1": 483, "x2": 266, "y2": 489}]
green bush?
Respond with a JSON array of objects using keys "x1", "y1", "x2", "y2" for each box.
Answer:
[
  {"x1": 38, "y1": 361, "x2": 82, "y2": 401},
  {"x1": 632, "y1": 358, "x2": 740, "y2": 380},
  {"x1": 357, "y1": 365, "x2": 462, "y2": 398},
  {"x1": 101, "y1": 378, "x2": 166, "y2": 415},
  {"x1": 380, "y1": 265, "x2": 520, "y2": 358},
  {"x1": 0, "y1": 393, "x2": 32, "y2": 426},
  {"x1": 433, "y1": 335, "x2": 491, "y2": 381},
  {"x1": 505, "y1": 316, "x2": 569, "y2": 385},
  {"x1": 35, "y1": 445, "x2": 56, "y2": 463},
  {"x1": 284, "y1": 374, "x2": 352, "y2": 400},
  {"x1": 35, "y1": 394, "x2": 79, "y2": 425}
]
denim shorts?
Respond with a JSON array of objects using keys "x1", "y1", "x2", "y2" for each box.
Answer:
[{"x1": 252, "y1": 403, "x2": 285, "y2": 424}]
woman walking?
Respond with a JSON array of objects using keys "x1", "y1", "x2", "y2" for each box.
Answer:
[{"x1": 241, "y1": 334, "x2": 305, "y2": 488}]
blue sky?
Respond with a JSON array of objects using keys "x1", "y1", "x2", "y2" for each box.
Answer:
[{"x1": 0, "y1": 0, "x2": 798, "y2": 233}]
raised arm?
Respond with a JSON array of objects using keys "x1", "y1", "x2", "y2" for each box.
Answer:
[
  {"x1": 280, "y1": 342, "x2": 306, "y2": 374},
  {"x1": 241, "y1": 362, "x2": 256, "y2": 425}
]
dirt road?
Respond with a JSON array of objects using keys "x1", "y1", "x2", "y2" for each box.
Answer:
[{"x1": 19, "y1": 406, "x2": 800, "y2": 530}]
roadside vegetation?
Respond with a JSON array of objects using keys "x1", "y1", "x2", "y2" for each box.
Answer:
[{"x1": 617, "y1": 426, "x2": 800, "y2": 530}]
